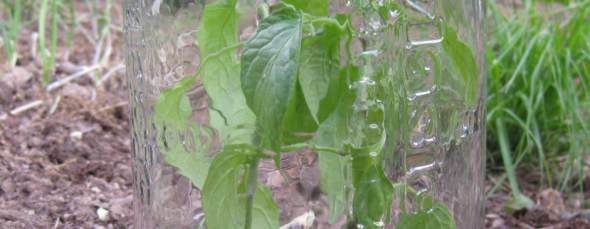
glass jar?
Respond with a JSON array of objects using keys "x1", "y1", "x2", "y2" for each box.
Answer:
[{"x1": 124, "y1": 0, "x2": 485, "y2": 228}]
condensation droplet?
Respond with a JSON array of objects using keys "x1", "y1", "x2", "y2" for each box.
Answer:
[
  {"x1": 406, "y1": 162, "x2": 436, "y2": 176},
  {"x1": 404, "y1": 0, "x2": 435, "y2": 20},
  {"x1": 408, "y1": 38, "x2": 443, "y2": 47},
  {"x1": 424, "y1": 136, "x2": 436, "y2": 144},
  {"x1": 373, "y1": 221, "x2": 385, "y2": 227},
  {"x1": 360, "y1": 49, "x2": 381, "y2": 57},
  {"x1": 410, "y1": 110, "x2": 417, "y2": 118},
  {"x1": 408, "y1": 90, "x2": 432, "y2": 101},
  {"x1": 358, "y1": 77, "x2": 376, "y2": 86},
  {"x1": 460, "y1": 124, "x2": 469, "y2": 138}
]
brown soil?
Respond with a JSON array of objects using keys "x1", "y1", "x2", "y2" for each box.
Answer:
[{"x1": 0, "y1": 1, "x2": 588, "y2": 229}]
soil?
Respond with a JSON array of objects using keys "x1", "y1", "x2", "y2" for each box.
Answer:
[{"x1": 0, "y1": 1, "x2": 589, "y2": 229}]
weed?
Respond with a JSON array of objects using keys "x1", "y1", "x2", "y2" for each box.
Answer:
[{"x1": 487, "y1": 0, "x2": 590, "y2": 192}]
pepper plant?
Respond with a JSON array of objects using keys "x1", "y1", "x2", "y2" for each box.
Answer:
[{"x1": 154, "y1": 0, "x2": 471, "y2": 228}]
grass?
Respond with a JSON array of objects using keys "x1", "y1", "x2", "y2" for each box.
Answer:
[
  {"x1": 486, "y1": 0, "x2": 590, "y2": 194},
  {"x1": 1, "y1": 0, "x2": 110, "y2": 84},
  {"x1": 0, "y1": 0, "x2": 22, "y2": 67},
  {"x1": 38, "y1": 0, "x2": 61, "y2": 85}
]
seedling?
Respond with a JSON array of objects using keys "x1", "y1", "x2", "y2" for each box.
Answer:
[{"x1": 153, "y1": 0, "x2": 476, "y2": 228}]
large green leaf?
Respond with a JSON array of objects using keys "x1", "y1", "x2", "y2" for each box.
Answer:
[
  {"x1": 154, "y1": 79, "x2": 194, "y2": 129},
  {"x1": 252, "y1": 185, "x2": 280, "y2": 229},
  {"x1": 282, "y1": 0, "x2": 329, "y2": 16},
  {"x1": 198, "y1": 0, "x2": 255, "y2": 144},
  {"x1": 155, "y1": 79, "x2": 211, "y2": 189},
  {"x1": 313, "y1": 66, "x2": 358, "y2": 223},
  {"x1": 202, "y1": 145, "x2": 279, "y2": 229},
  {"x1": 298, "y1": 22, "x2": 342, "y2": 123},
  {"x1": 281, "y1": 82, "x2": 319, "y2": 145},
  {"x1": 240, "y1": 5, "x2": 303, "y2": 152},
  {"x1": 397, "y1": 203, "x2": 457, "y2": 229},
  {"x1": 352, "y1": 164, "x2": 394, "y2": 229},
  {"x1": 318, "y1": 153, "x2": 348, "y2": 223},
  {"x1": 160, "y1": 124, "x2": 211, "y2": 189},
  {"x1": 442, "y1": 25, "x2": 478, "y2": 106}
]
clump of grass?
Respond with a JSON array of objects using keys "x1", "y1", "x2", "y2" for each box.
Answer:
[
  {"x1": 0, "y1": 0, "x2": 23, "y2": 67},
  {"x1": 487, "y1": 0, "x2": 590, "y2": 193}
]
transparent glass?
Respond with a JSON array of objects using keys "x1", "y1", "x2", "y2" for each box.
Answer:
[{"x1": 124, "y1": 0, "x2": 485, "y2": 228}]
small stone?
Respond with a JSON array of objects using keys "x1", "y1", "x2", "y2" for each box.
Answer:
[
  {"x1": 70, "y1": 131, "x2": 83, "y2": 140},
  {"x1": 91, "y1": 186, "x2": 101, "y2": 193},
  {"x1": 97, "y1": 207, "x2": 109, "y2": 221}
]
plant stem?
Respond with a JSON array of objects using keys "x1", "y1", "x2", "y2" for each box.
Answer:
[
  {"x1": 179, "y1": 42, "x2": 245, "y2": 89},
  {"x1": 39, "y1": 0, "x2": 49, "y2": 85},
  {"x1": 282, "y1": 143, "x2": 347, "y2": 156},
  {"x1": 244, "y1": 158, "x2": 259, "y2": 229}
]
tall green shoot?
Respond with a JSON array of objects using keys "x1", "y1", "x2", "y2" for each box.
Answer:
[{"x1": 0, "y1": 0, "x2": 22, "y2": 67}]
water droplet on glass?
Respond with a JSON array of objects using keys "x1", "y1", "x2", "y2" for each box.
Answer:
[
  {"x1": 406, "y1": 162, "x2": 436, "y2": 176},
  {"x1": 360, "y1": 49, "x2": 381, "y2": 57},
  {"x1": 411, "y1": 138, "x2": 424, "y2": 148},
  {"x1": 424, "y1": 136, "x2": 436, "y2": 144},
  {"x1": 408, "y1": 90, "x2": 432, "y2": 101},
  {"x1": 389, "y1": 10, "x2": 400, "y2": 19},
  {"x1": 358, "y1": 77, "x2": 376, "y2": 86},
  {"x1": 404, "y1": 0, "x2": 435, "y2": 20},
  {"x1": 408, "y1": 38, "x2": 443, "y2": 47},
  {"x1": 460, "y1": 124, "x2": 469, "y2": 138},
  {"x1": 373, "y1": 221, "x2": 385, "y2": 227}
]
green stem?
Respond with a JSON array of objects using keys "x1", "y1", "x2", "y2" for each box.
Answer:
[
  {"x1": 39, "y1": 0, "x2": 49, "y2": 85},
  {"x1": 309, "y1": 17, "x2": 348, "y2": 32},
  {"x1": 496, "y1": 118, "x2": 522, "y2": 196},
  {"x1": 282, "y1": 143, "x2": 346, "y2": 156},
  {"x1": 244, "y1": 158, "x2": 259, "y2": 229},
  {"x1": 179, "y1": 42, "x2": 245, "y2": 90},
  {"x1": 49, "y1": 0, "x2": 59, "y2": 82}
]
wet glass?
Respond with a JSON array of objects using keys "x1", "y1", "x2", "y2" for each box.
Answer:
[{"x1": 124, "y1": 0, "x2": 485, "y2": 228}]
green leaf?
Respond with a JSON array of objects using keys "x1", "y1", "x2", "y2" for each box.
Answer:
[
  {"x1": 397, "y1": 203, "x2": 457, "y2": 229},
  {"x1": 442, "y1": 25, "x2": 478, "y2": 106},
  {"x1": 155, "y1": 79, "x2": 211, "y2": 189},
  {"x1": 313, "y1": 66, "x2": 358, "y2": 223},
  {"x1": 281, "y1": 82, "x2": 319, "y2": 145},
  {"x1": 154, "y1": 81, "x2": 194, "y2": 129},
  {"x1": 282, "y1": 0, "x2": 329, "y2": 16},
  {"x1": 160, "y1": 124, "x2": 212, "y2": 189},
  {"x1": 503, "y1": 193, "x2": 534, "y2": 214},
  {"x1": 298, "y1": 22, "x2": 343, "y2": 123},
  {"x1": 202, "y1": 145, "x2": 279, "y2": 229},
  {"x1": 240, "y1": 5, "x2": 303, "y2": 152},
  {"x1": 252, "y1": 185, "x2": 280, "y2": 229},
  {"x1": 352, "y1": 164, "x2": 394, "y2": 228},
  {"x1": 318, "y1": 153, "x2": 348, "y2": 223},
  {"x1": 198, "y1": 0, "x2": 255, "y2": 144}
]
